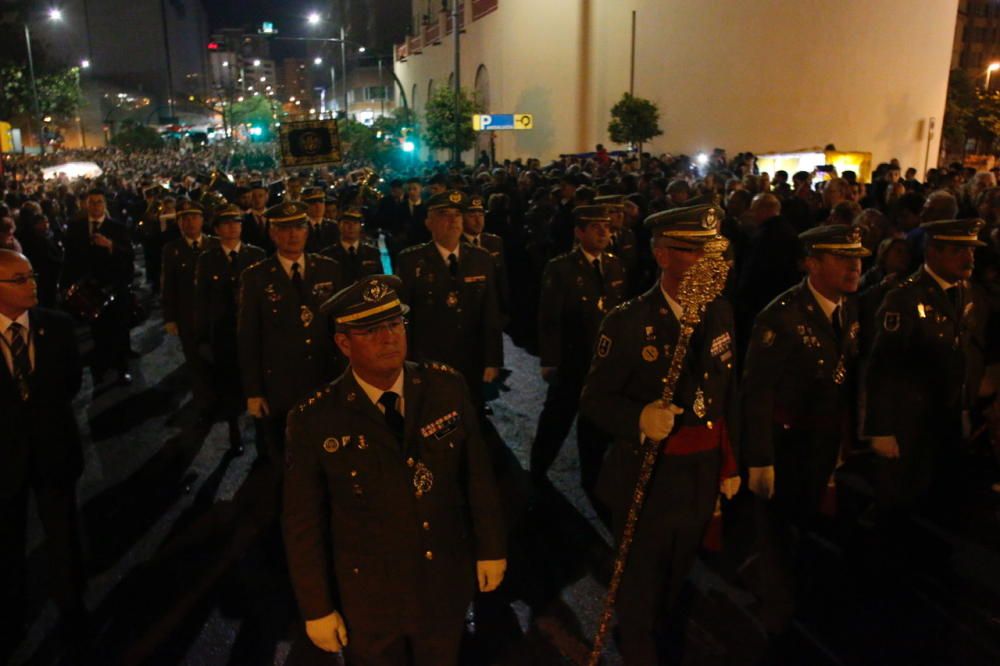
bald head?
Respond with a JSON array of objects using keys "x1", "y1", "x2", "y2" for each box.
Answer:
[
  {"x1": 0, "y1": 248, "x2": 29, "y2": 271},
  {"x1": 750, "y1": 193, "x2": 781, "y2": 224}
]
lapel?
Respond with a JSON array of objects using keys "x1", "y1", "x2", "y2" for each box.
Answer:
[
  {"x1": 649, "y1": 286, "x2": 680, "y2": 347},
  {"x1": 342, "y1": 368, "x2": 398, "y2": 445},
  {"x1": 917, "y1": 267, "x2": 959, "y2": 324},
  {"x1": 402, "y1": 361, "x2": 427, "y2": 449}
]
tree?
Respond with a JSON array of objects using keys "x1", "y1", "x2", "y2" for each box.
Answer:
[
  {"x1": 0, "y1": 63, "x2": 83, "y2": 121},
  {"x1": 607, "y1": 92, "x2": 663, "y2": 158},
  {"x1": 423, "y1": 86, "x2": 482, "y2": 159},
  {"x1": 109, "y1": 121, "x2": 164, "y2": 151},
  {"x1": 942, "y1": 68, "x2": 976, "y2": 157}
]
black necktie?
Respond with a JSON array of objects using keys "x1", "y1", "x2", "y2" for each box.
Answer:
[
  {"x1": 610, "y1": 234, "x2": 618, "y2": 253},
  {"x1": 946, "y1": 286, "x2": 960, "y2": 310},
  {"x1": 831, "y1": 305, "x2": 842, "y2": 341},
  {"x1": 448, "y1": 253, "x2": 458, "y2": 277},
  {"x1": 592, "y1": 258, "x2": 603, "y2": 283},
  {"x1": 229, "y1": 250, "x2": 238, "y2": 263},
  {"x1": 7, "y1": 322, "x2": 31, "y2": 401},
  {"x1": 291, "y1": 261, "x2": 304, "y2": 297},
  {"x1": 378, "y1": 391, "x2": 405, "y2": 443},
  {"x1": 191, "y1": 240, "x2": 200, "y2": 252}
]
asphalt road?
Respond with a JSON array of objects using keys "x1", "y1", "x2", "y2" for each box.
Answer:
[{"x1": 11, "y1": 281, "x2": 1000, "y2": 666}]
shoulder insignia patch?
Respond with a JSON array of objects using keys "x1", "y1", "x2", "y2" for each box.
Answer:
[
  {"x1": 597, "y1": 334, "x2": 613, "y2": 358},
  {"x1": 883, "y1": 311, "x2": 900, "y2": 332},
  {"x1": 426, "y1": 361, "x2": 460, "y2": 375}
]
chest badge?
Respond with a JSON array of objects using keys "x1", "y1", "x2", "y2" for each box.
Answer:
[
  {"x1": 446, "y1": 291, "x2": 459, "y2": 308},
  {"x1": 413, "y1": 462, "x2": 434, "y2": 497},
  {"x1": 323, "y1": 437, "x2": 340, "y2": 453},
  {"x1": 301, "y1": 305, "x2": 314, "y2": 327},
  {"x1": 641, "y1": 345, "x2": 659, "y2": 362},
  {"x1": 693, "y1": 387, "x2": 707, "y2": 419},
  {"x1": 265, "y1": 283, "x2": 281, "y2": 302}
]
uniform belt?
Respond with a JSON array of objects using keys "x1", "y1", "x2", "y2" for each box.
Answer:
[{"x1": 662, "y1": 419, "x2": 737, "y2": 479}]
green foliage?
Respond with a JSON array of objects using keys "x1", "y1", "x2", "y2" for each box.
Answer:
[
  {"x1": 607, "y1": 93, "x2": 663, "y2": 150},
  {"x1": 372, "y1": 106, "x2": 420, "y2": 141},
  {"x1": 0, "y1": 63, "x2": 83, "y2": 120},
  {"x1": 943, "y1": 69, "x2": 975, "y2": 151},
  {"x1": 229, "y1": 95, "x2": 279, "y2": 128},
  {"x1": 337, "y1": 118, "x2": 397, "y2": 166},
  {"x1": 423, "y1": 86, "x2": 482, "y2": 153},
  {"x1": 109, "y1": 121, "x2": 164, "y2": 151}
]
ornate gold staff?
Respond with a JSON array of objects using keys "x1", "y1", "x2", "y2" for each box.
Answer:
[{"x1": 588, "y1": 237, "x2": 731, "y2": 665}]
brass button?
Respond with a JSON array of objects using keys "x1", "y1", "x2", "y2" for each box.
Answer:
[
  {"x1": 425, "y1": 550, "x2": 434, "y2": 560},
  {"x1": 422, "y1": 521, "x2": 430, "y2": 531},
  {"x1": 353, "y1": 567, "x2": 359, "y2": 574},
  {"x1": 406, "y1": 457, "x2": 415, "y2": 467},
  {"x1": 305, "y1": 338, "x2": 312, "y2": 345},
  {"x1": 350, "y1": 470, "x2": 358, "y2": 478}
]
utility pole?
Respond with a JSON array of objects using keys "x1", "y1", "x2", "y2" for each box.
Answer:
[
  {"x1": 23, "y1": 24, "x2": 44, "y2": 155},
  {"x1": 452, "y1": 0, "x2": 461, "y2": 166},
  {"x1": 158, "y1": 0, "x2": 176, "y2": 119}
]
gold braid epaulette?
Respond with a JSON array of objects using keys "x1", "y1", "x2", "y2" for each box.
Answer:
[{"x1": 296, "y1": 385, "x2": 333, "y2": 413}]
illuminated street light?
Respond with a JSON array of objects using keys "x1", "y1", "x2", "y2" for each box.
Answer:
[
  {"x1": 48, "y1": 8, "x2": 62, "y2": 21},
  {"x1": 988, "y1": 62, "x2": 1000, "y2": 90},
  {"x1": 314, "y1": 57, "x2": 323, "y2": 66},
  {"x1": 222, "y1": 61, "x2": 229, "y2": 67},
  {"x1": 80, "y1": 59, "x2": 90, "y2": 69},
  {"x1": 696, "y1": 153, "x2": 709, "y2": 166},
  {"x1": 307, "y1": 11, "x2": 321, "y2": 25},
  {"x1": 358, "y1": 46, "x2": 366, "y2": 53},
  {"x1": 253, "y1": 59, "x2": 261, "y2": 67}
]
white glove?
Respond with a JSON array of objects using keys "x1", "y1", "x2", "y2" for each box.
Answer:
[
  {"x1": 639, "y1": 401, "x2": 683, "y2": 442},
  {"x1": 871, "y1": 435, "x2": 900, "y2": 459},
  {"x1": 748, "y1": 465, "x2": 775, "y2": 499}
]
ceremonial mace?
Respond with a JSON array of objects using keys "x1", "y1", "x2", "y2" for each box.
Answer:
[{"x1": 588, "y1": 236, "x2": 731, "y2": 665}]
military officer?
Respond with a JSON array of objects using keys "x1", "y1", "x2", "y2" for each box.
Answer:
[
  {"x1": 241, "y1": 180, "x2": 274, "y2": 254},
  {"x1": 283, "y1": 275, "x2": 506, "y2": 665},
  {"x1": 162, "y1": 200, "x2": 219, "y2": 416},
  {"x1": 864, "y1": 219, "x2": 989, "y2": 509},
  {"x1": 531, "y1": 204, "x2": 627, "y2": 503},
  {"x1": 321, "y1": 208, "x2": 383, "y2": 284},
  {"x1": 580, "y1": 204, "x2": 741, "y2": 665},
  {"x1": 238, "y1": 201, "x2": 344, "y2": 464},
  {"x1": 396, "y1": 191, "x2": 503, "y2": 409},
  {"x1": 304, "y1": 186, "x2": 340, "y2": 254},
  {"x1": 595, "y1": 194, "x2": 638, "y2": 293},
  {"x1": 462, "y1": 193, "x2": 510, "y2": 324},
  {"x1": 195, "y1": 204, "x2": 266, "y2": 452},
  {"x1": 742, "y1": 224, "x2": 868, "y2": 633}
]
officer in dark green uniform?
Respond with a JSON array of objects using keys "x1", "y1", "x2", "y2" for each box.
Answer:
[
  {"x1": 162, "y1": 200, "x2": 219, "y2": 417},
  {"x1": 303, "y1": 186, "x2": 340, "y2": 254},
  {"x1": 462, "y1": 193, "x2": 510, "y2": 324},
  {"x1": 195, "y1": 204, "x2": 266, "y2": 452},
  {"x1": 864, "y1": 218, "x2": 988, "y2": 508},
  {"x1": 283, "y1": 275, "x2": 506, "y2": 665},
  {"x1": 742, "y1": 224, "x2": 868, "y2": 633},
  {"x1": 396, "y1": 190, "x2": 503, "y2": 409},
  {"x1": 595, "y1": 194, "x2": 638, "y2": 293},
  {"x1": 238, "y1": 201, "x2": 344, "y2": 464},
  {"x1": 531, "y1": 204, "x2": 627, "y2": 502},
  {"x1": 580, "y1": 204, "x2": 741, "y2": 666},
  {"x1": 321, "y1": 208, "x2": 383, "y2": 284}
]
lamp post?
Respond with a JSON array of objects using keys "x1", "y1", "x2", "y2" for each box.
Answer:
[
  {"x1": 77, "y1": 60, "x2": 90, "y2": 148},
  {"x1": 23, "y1": 9, "x2": 64, "y2": 155},
  {"x1": 987, "y1": 62, "x2": 1000, "y2": 91}
]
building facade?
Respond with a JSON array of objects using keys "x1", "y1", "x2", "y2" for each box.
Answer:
[{"x1": 395, "y1": 0, "x2": 957, "y2": 172}]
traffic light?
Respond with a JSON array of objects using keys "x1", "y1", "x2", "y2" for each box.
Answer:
[{"x1": 207, "y1": 41, "x2": 220, "y2": 50}]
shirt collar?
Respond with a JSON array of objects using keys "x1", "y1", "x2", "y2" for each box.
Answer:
[
  {"x1": 580, "y1": 248, "x2": 601, "y2": 266},
  {"x1": 659, "y1": 285, "x2": 683, "y2": 321},
  {"x1": 341, "y1": 240, "x2": 359, "y2": 251},
  {"x1": 923, "y1": 263, "x2": 959, "y2": 291},
  {"x1": 464, "y1": 233, "x2": 480, "y2": 245},
  {"x1": 352, "y1": 368, "x2": 406, "y2": 415},
  {"x1": 185, "y1": 234, "x2": 204, "y2": 248},
  {"x1": 309, "y1": 217, "x2": 324, "y2": 227},
  {"x1": 0, "y1": 310, "x2": 30, "y2": 336},
  {"x1": 276, "y1": 253, "x2": 305, "y2": 278},
  {"x1": 222, "y1": 241, "x2": 242, "y2": 255},
  {"x1": 806, "y1": 277, "x2": 843, "y2": 322},
  {"x1": 435, "y1": 242, "x2": 460, "y2": 263}
]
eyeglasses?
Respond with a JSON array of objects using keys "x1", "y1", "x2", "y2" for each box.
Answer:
[
  {"x1": 0, "y1": 273, "x2": 38, "y2": 285},
  {"x1": 350, "y1": 318, "x2": 406, "y2": 339}
]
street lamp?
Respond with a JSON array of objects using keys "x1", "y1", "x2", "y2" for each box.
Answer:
[
  {"x1": 987, "y1": 62, "x2": 1000, "y2": 91},
  {"x1": 305, "y1": 14, "x2": 348, "y2": 118},
  {"x1": 24, "y1": 8, "x2": 65, "y2": 155},
  {"x1": 81, "y1": 59, "x2": 91, "y2": 69},
  {"x1": 313, "y1": 57, "x2": 323, "y2": 65},
  {"x1": 307, "y1": 11, "x2": 321, "y2": 25}
]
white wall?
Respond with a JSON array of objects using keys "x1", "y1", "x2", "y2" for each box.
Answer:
[{"x1": 396, "y1": 0, "x2": 958, "y2": 170}]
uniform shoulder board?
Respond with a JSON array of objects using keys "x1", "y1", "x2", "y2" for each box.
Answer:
[
  {"x1": 311, "y1": 253, "x2": 337, "y2": 264},
  {"x1": 244, "y1": 257, "x2": 269, "y2": 273},
  {"x1": 296, "y1": 384, "x2": 334, "y2": 413},
  {"x1": 398, "y1": 244, "x2": 423, "y2": 257},
  {"x1": 424, "y1": 361, "x2": 461, "y2": 376},
  {"x1": 604, "y1": 252, "x2": 623, "y2": 266}
]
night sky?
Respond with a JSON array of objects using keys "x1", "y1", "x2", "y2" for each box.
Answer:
[{"x1": 202, "y1": 0, "x2": 410, "y2": 57}]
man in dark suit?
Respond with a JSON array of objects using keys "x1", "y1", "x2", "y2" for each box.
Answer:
[
  {"x1": 61, "y1": 188, "x2": 135, "y2": 385},
  {"x1": 303, "y1": 186, "x2": 340, "y2": 254},
  {"x1": 0, "y1": 250, "x2": 86, "y2": 660},
  {"x1": 238, "y1": 202, "x2": 344, "y2": 465},
  {"x1": 742, "y1": 225, "x2": 867, "y2": 635},
  {"x1": 397, "y1": 191, "x2": 503, "y2": 410},
  {"x1": 401, "y1": 178, "x2": 428, "y2": 248},
  {"x1": 596, "y1": 194, "x2": 639, "y2": 293},
  {"x1": 321, "y1": 208, "x2": 383, "y2": 284},
  {"x1": 196, "y1": 205, "x2": 266, "y2": 452},
  {"x1": 580, "y1": 205, "x2": 741, "y2": 665},
  {"x1": 283, "y1": 275, "x2": 506, "y2": 665},
  {"x1": 241, "y1": 181, "x2": 274, "y2": 254},
  {"x1": 162, "y1": 200, "x2": 219, "y2": 417},
  {"x1": 532, "y1": 204, "x2": 627, "y2": 503}
]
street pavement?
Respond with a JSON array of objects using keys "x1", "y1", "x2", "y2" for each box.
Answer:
[{"x1": 11, "y1": 282, "x2": 1000, "y2": 666}]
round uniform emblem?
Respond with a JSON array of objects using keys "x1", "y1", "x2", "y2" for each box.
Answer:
[
  {"x1": 363, "y1": 280, "x2": 389, "y2": 303},
  {"x1": 323, "y1": 437, "x2": 340, "y2": 453},
  {"x1": 641, "y1": 345, "x2": 659, "y2": 362},
  {"x1": 449, "y1": 191, "x2": 463, "y2": 203},
  {"x1": 848, "y1": 226, "x2": 862, "y2": 243},
  {"x1": 702, "y1": 208, "x2": 718, "y2": 230}
]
